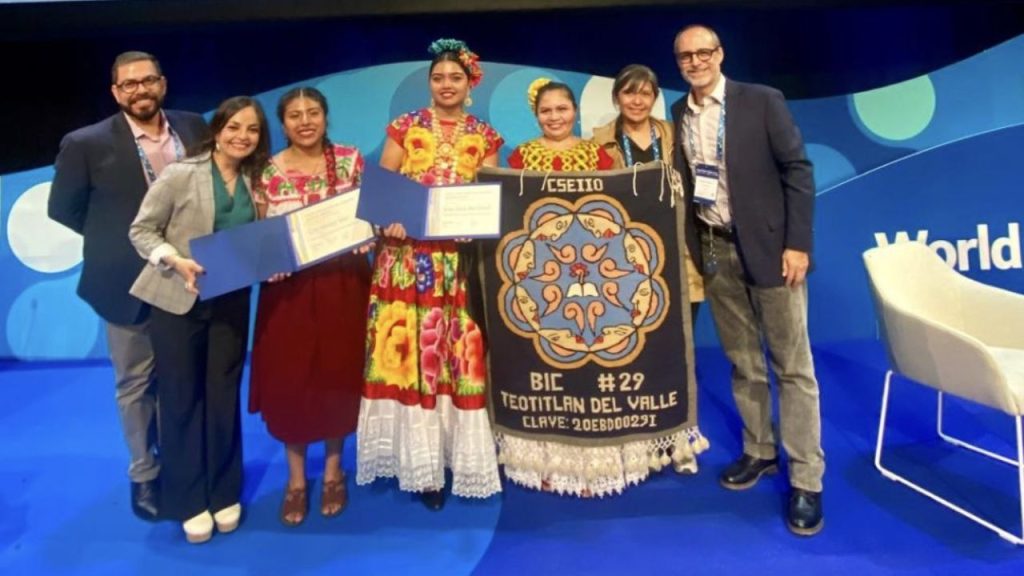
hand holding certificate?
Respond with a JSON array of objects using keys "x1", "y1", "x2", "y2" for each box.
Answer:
[
  {"x1": 190, "y1": 189, "x2": 374, "y2": 300},
  {"x1": 358, "y1": 164, "x2": 501, "y2": 239}
]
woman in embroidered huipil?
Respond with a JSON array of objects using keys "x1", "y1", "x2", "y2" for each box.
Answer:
[
  {"x1": 248, "y1": 87, "x2": 370, "y2": 526},
  {"x1": 356, "y1": 39, "x2": 504, "y2": 510},
  {"x1": 508, "y1": 79, "x2": 614, "y2": 172}
]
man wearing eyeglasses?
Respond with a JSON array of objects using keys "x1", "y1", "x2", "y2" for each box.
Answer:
[
  {"x1": 670, "y1": 25, "x2": 824, "y2": 536},
  {"x1": 48, "y1": 51, "x2": 208, "y2": 521}
]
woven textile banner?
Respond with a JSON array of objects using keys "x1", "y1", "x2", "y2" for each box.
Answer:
[{"x1": 477, "y1": 165, "x2": 696, "y2": 446}]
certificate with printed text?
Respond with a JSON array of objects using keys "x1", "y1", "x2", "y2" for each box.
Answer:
[
  {"x1": 287, "y1": 189, "x2": 374, "y2": 266},
  {"x1": 190, "y1": 188, "x2": 374, "y2": 300},
  {"x1": 358, "y1": 165, "x2": 502, "y2": 239},
  {"x1": 425, "y1": 183, "x2": 502, "y2": 239}
]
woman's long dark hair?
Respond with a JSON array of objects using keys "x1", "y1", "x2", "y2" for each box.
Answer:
[
  {"x1": 195, "y1": 95, "x2": 271, "y2": 185},
  {"x1": 276, "y1": 86, "x2": 339, "y2": 191}
]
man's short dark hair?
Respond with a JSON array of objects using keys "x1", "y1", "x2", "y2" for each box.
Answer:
[{"x1": 111, "y1": 51, "x2": 162, "y2": 84}]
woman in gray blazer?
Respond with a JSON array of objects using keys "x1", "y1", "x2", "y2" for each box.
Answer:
[{"x1": 129, "y1": 96, "x2": 270, "y2": 544}]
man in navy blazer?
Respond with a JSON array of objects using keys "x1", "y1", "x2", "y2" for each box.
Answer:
[
  {"x1": 671, "y1": 25, "x2": 825, "y2": 536},
  {"x1": 48, "y1": 51, "x2": 208, "y2": 521}
]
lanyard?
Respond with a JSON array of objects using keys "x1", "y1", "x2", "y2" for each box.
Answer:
[
  {"x1": 134, "y1": 127, "x2": 185, "y2": 186},
  {"x1": 621, "y1": 124, "x2": 661, "y2": 166},
  {"x1": 684, "y1": 92, "x2": 726, "y2": 166}
]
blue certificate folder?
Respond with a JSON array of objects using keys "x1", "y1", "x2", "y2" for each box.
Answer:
[
  {"x1": 357, "y1": 164, "x2": 433, "y2": 237},
  {"x1": 189, "y1": 217, "x2": 294, "y2": 300},
  {"x1": 357, "y1": 164, "x2": 501, "y2": 239},
  {"x1": 189, "y1": 190, "x2": 373, "y2": 300}
]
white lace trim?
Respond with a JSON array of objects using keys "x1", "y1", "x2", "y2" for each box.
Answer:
[
  {"x1": 496, "y1": 428, "x2": 710, "y2": 498},
  {"x1": 356, "y1": 396, "x2": 502, "y2": 498}
]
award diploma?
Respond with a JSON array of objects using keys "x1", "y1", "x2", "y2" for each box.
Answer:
[
  {"x1": 189, "y1": 188, "x2": 375, "y2": 300},
  {"x1": 425, "y1": 184, "x2": 502, "y2": 239},
  {"x1": 358, "y1": 164, "x2": 502, "y2": 239},
  {"x1": 288, "y1": 189, "x2": 374, "y2": 266}
]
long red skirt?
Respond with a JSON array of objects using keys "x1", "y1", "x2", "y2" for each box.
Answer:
[{"x1": 249, "y1": 253, "x2": 371, "y2": 444}]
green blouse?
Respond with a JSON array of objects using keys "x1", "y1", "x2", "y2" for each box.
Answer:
[{"x1": 211, "y1": 161, "x2": 255, "y2": 232}]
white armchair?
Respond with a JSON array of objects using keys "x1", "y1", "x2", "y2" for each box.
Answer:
[{"x1": 863, "y1": 241, "x2": 1024, "y2": 544}]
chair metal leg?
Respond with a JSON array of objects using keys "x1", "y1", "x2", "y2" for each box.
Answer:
[
  {"x1": 875, "y1": 370, "x2": 1024, "y2": 545},
  {"x1": 1016, "y1": 415, "x2": 1024, "y2": 544},
  {"x1": 937, "y1": 391, "x2": 1018, "y2": 466}
]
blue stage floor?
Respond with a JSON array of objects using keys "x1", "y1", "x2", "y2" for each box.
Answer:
[{"x1": 2, "y1": 341, "x2": 1022, "y2": 575}]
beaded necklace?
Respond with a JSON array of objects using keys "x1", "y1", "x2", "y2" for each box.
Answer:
[{"x1": 430, "y1": 107, "x2": 467, "y2": 184}]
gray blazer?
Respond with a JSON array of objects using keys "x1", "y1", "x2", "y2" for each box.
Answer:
[{"x1": 129, "y1": 153, "x2": 255, "y2": 315}]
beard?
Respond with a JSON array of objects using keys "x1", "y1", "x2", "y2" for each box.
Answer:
[{"x1": 120, "y1": 93, "x2": 164, "y2": 122}]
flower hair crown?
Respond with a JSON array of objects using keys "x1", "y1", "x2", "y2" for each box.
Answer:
[
  {"x1": 428, "y1": 38, "x2": 483, "y2": 88},
  {"x1": 527, "y1": 77, "x2": 553, "y2": 110}
]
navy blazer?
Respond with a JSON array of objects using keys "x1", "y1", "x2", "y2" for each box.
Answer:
[
  {"x1": 48, "y1": 110, "x2": 209, "y2": 325},
  {"x1": 671, "y1": 79, "x2": 815, "y2": 288}
]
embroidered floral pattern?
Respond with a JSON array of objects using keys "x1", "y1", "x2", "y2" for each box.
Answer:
[
  {"x1": 261, "y1": 144, "x2": 364, "y2": 218},
  {"x1": 509, "y1": 140, "x2": 606, "y2": 173},
  {"x1": 415, "y1": 253, "x2": 435, "y2": 294},
  {"x1": 368, "y1": 301, "x2": 419, "y2": 389},
  {"x1": 387, "y1": 109, "x2": 502, "y2": 186}
]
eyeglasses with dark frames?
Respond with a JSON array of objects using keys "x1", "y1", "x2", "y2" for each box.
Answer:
[
  {"x1": 115, "y1": 75, "x2": 163, "y2": 93},
  {"x1": 675, "y1": 47, "x2": 720, "y2": 64}
]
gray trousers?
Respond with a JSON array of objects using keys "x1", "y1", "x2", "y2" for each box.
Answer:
[
  {"x1": 106, "y1": 320, "x2": 160, "y2": 483},
  {"x1": 702, "y1": 232, "x2": 825, "y2": 492}
]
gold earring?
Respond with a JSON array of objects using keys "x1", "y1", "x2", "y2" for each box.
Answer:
[{"x1": 464, "y1": 93, "x2": 473, "y2": 107}]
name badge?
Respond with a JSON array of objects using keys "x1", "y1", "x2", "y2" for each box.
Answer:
[{"x1": 693, "y1": 163, "x2": 719, "y2": 204}]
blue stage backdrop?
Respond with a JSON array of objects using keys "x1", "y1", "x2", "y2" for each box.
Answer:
[{"x1": 1, "y1": 35, "x2": 1022, "y2": 360}]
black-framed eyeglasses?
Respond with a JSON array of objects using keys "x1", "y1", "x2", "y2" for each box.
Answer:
[
  {"x1": 115, "y1": 75, "x2": 163, "y2": 93},
  {"x1": 675, "y1": 47, "x2": 719, "y2": 64}
]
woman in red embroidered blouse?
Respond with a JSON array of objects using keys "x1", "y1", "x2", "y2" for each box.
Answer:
[
  {"x1": 507, "y1": 79, "x2": 615, "y2": 171},
  {"x1": 248, "y1": 87, "x2": 370, "y2": 526}
]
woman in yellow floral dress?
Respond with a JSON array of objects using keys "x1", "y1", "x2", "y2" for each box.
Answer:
[{"x1": 356, "y1": 39, "x2": 504, "y2": 510}]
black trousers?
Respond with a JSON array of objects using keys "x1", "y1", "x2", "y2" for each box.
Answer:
[{"x1": 149, "y1": 289, "x2": 251, "y2": 521}]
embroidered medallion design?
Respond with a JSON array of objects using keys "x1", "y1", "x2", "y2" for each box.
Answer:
[{"x1": 497, "y1": 194, "x2": 669, "y2": 369}]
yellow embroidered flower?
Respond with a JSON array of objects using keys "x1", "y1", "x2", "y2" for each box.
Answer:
[
  {"x1": 455, "y1": 133, "x2": 487, "y2": 180},
  {"x1": 527, "y1": 77, "x2": 552, "y2": 110},
  {"x1": 371, "y1": 301, "x2": 419, "y2": 389},
  {"x1": 402, "y1": 126, "x2": 435, "y2": 175}
]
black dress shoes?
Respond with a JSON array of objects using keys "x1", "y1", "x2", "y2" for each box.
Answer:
[
  {"x1": 420, "y1": 489, "x2": 446, "y2": 511},
  {"x1": 131, "y1": 479, "x2": 160, "y2": 521},
  {"x1": 787, "y1": 488, "x2": 824, "y2": 536},
  {"x1": 719, "y1": 454, "x2": 779, "y2": 490}
]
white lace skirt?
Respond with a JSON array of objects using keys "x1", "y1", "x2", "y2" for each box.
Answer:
[{"x1": 356, "y1": 395, "x2": 502, "y2": 498}]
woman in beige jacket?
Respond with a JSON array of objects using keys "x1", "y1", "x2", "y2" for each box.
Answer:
[
  {"x1": 592, "y1": 64, "x2": 705, "y2": 330},
  {"x1": 587, "y1": 66, "x2": 706, "y2": 476}
]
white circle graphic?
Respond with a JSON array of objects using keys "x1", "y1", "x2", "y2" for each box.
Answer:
[
  {"x1": 579, "y1": 76, "x2": 668, "y2": 139},
  {"x1": 7, "y1": 181, "x2": 83, "y2": 273}
]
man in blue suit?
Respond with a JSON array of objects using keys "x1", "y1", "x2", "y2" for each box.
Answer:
[
  {"x1": 48, "y1": 51, "x2": 208, "y2": 521},
  {"x1": 671, "y1": 25, "x2": 825, "y2": 536}
]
